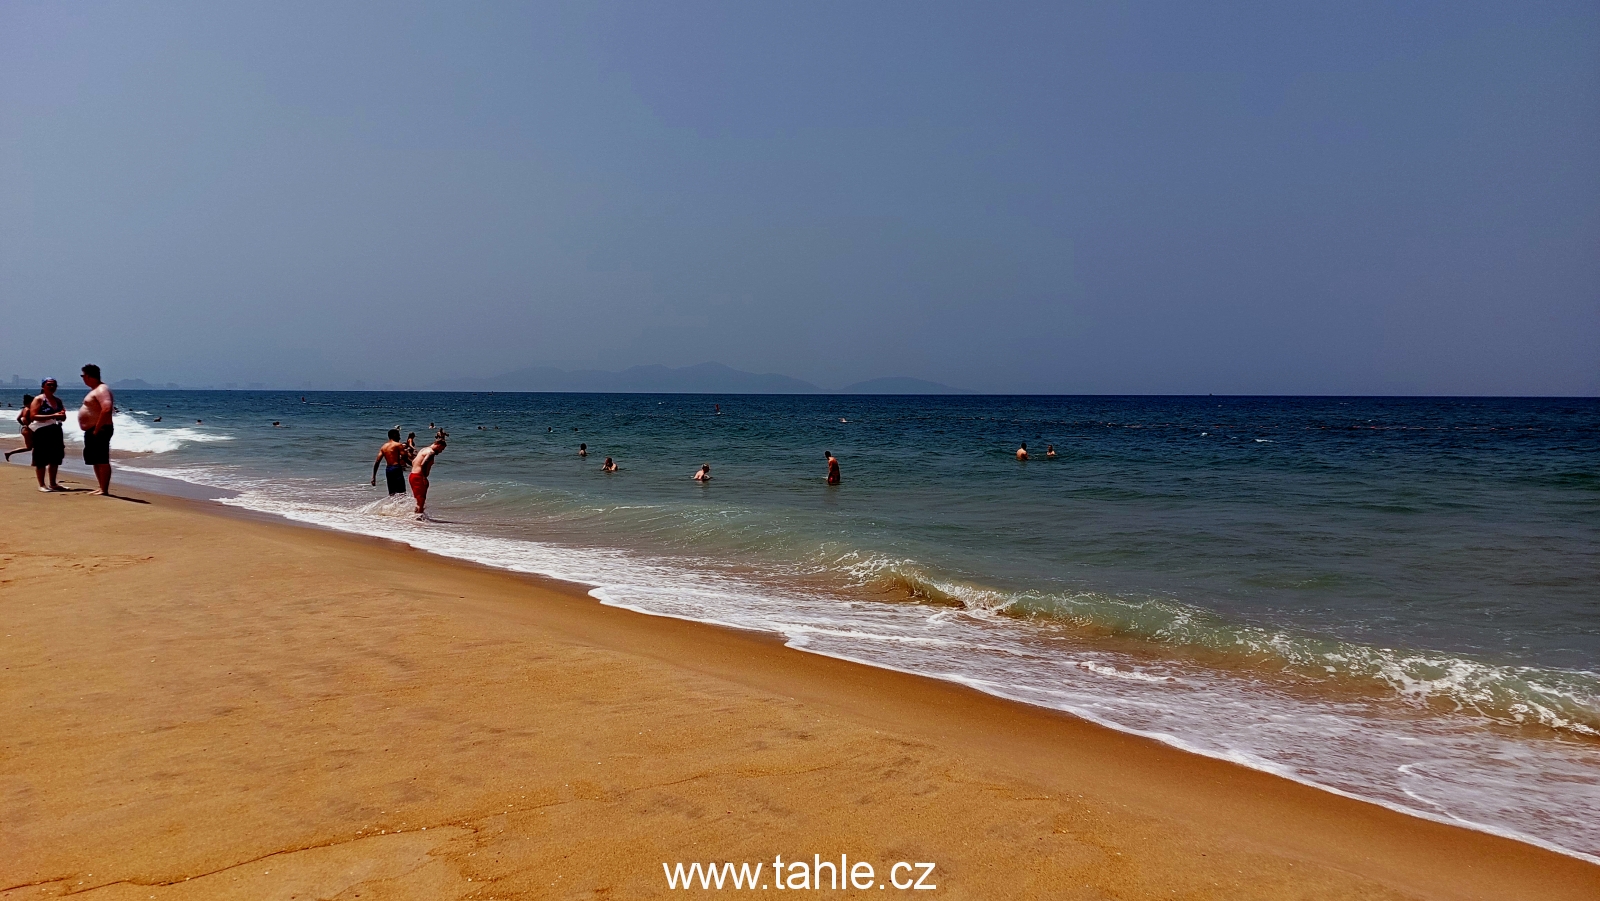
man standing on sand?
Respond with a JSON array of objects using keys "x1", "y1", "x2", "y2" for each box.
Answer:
[
  {"x1": 371, "y1": 428, "x2": 410, "y2": 495},
  {"x1": 825, "y1": 450, "x2": 841, "y2": 485},
  {"x1": 410, "y1": 437, "x2": 446, "y2": 518},
  {"x1": 79, "y1": 365, "x2": 116, "y2": 495}
]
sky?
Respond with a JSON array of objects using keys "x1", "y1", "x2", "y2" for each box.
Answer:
[{"x1": 1, "y1": 1, "x2": 1596, "y2": 394}]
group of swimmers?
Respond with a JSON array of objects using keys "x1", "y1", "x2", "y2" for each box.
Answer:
[
  {"x1": 366, "y1": 426, "x2": 1063, "y2": 520},
  {"x1": 1015, "y1": 442, "x2": 1057, "y2": 461},
  {"x1": 6, "y1": 365, "x2": 117, "y2": 496},
  {"x1": 370, "y1": 429, "x2": 851, "y2": 518},
  {"x1": 579, "y1": 444, "x2": 624, "y2": 473}
]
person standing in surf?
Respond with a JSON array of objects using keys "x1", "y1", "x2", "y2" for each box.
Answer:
[
  {"x1": 1016, "y1": 442, "x2": 1029, "y2": 461},
  {"x1": 825, "y1": 451, "x2": 841, "y2": 485},
  {"x1": 78, "y1": 365, "x2": 116, "y2": 496},
  {"x1": 410, "y1": 437, "x2": 446, "y2": 518},
  {"x1": 28, "y1": 379, "x2": 67, "y2": 491},
  {"x1": 371, "y1": 428, "x2": 410, "y2": 495}
]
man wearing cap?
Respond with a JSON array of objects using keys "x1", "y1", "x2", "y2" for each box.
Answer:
[
  {"x1": 78, "y1": 364, "x2": 115, "y2": 495},
  {"x1": 27, "y1": 378, "x2": 68, "y2": 491}
]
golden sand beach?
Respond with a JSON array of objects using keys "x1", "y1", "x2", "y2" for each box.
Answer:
[{"x1": 2, "y1": 465, "x2": 1595, "y2": 900}]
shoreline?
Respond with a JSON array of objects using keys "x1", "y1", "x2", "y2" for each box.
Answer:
[
  {"x1": 3, "y1": 465, "x2": 1597, "y2": 898},
  {"x1": 11, "y1": 454, "x2": 1600, "y2": 863},
  {"x1": 83, "y1": 457, "x2": 1599, "y2": 865}
]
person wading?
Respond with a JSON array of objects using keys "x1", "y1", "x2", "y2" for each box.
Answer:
[
  {"x1": 410, "y1": 438, "x2": 446, "y2": 519},
  {"x1": 371, "y1": 428, "x2": 410, "y2": 496}
]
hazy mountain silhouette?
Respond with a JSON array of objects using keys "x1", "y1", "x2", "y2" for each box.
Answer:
[
  {"x1": 433, "y1": 362, "x2": 823, "y2": 394},
  {"x1": 432, "y1": 364, "x2": 973, "y2": 394},
  {"x1": 837, "y1": 377, "x2": 972, "y2": 394}
]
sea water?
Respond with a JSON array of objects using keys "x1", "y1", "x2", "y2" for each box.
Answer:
[{"x1": 11, "y1": 391, "x2": 1597, "y2": 860}]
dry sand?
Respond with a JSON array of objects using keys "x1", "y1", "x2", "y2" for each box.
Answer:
[{"x1": 2, "y1": 465, "x2": 1595, "y2": 899}]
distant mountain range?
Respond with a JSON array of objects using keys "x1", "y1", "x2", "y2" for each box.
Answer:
[
  {"x1": 84, "y1": 364, "x2": 972, "y2": 394},
  {"x1": 431, "y1": 363, "x2": 971, "y2": 394},
  {"x1": 836, "y1": 376, "x2": 971, "y2": 394}
]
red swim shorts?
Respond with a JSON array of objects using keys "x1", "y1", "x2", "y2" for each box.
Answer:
[{"x1": 409, "y1": 473, "x2": 428, "y2": 506}]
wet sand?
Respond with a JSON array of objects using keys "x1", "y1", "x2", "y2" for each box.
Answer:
[{"x1": 1, "y1": 464, "x2": 1595, "y2": 899}]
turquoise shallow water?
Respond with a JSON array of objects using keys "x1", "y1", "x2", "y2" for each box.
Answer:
[{"x1": 14, "y1": 391, "x2": 1599, "y2": 859}]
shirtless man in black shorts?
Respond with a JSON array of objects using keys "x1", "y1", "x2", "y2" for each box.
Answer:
[
  {"x1": 78, "y1": 365, "x2": 115, "y2": 495},
  {"x1": 371, "y1": 429, "x2": 410, "y2": 495}
]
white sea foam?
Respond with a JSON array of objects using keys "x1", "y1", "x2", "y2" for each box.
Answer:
[
  {"x1": 1075, "y1": 661, "x2": 1178, "y2": 683},
  {"x1": 115, "y1": 461, "x2": 1600, "y2": 864},
  {"x1": 61, "y1": 413, "x2": 231, "y2": 454}
]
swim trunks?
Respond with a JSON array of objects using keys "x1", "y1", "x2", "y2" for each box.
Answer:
[
  {"x1": 30, "y1": 424, "x2": 64, "y2": 467},
  {"x1": 82, "y1": 425, "x2": 114, "y2": 466},
  {"x1": 385, "y1": 463, "x2": 407, "y2": 495},
  {"x1": 409, "y1": 472, "x2": 428, "y2": 507}
]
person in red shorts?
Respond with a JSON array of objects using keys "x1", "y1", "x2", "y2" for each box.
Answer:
[{"x1": 409, "y1": 437, "x2": 446, "y2": 519}]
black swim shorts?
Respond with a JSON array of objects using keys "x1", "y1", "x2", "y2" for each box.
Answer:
[
  {"x1": 31, "y1": 425, "x2": 65, "y2": 468},
  {"x1": 82, "y1": 425, "x2": 114, "y2": 466},
  {"x1": 385, "y1": 463, "x2": 407, "y2": 495}
]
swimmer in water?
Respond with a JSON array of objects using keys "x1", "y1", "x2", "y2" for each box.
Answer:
[
  {"x1": 602, "y1": 457, "x2": 617, "y2": 472},
  {"x1": 1016, "y1": 442, "x2": 1029, "y2": 461},
  {"x1": 825, "y1": 451, "x2": 841, "y2": 485},
  {"x1": 693, "y1": 463, "x2": 712, "y2": 482},
  {"x1": 579, "y1": 443, "x2": 588, "y2": 457},
  {"x1": 1046, "y1": 444, "x2": 1056, "y2": 458}
]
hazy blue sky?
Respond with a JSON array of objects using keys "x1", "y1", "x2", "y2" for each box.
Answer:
[{"x1": 2, "y1": 2, "x2": 1596, "y2": 393}]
